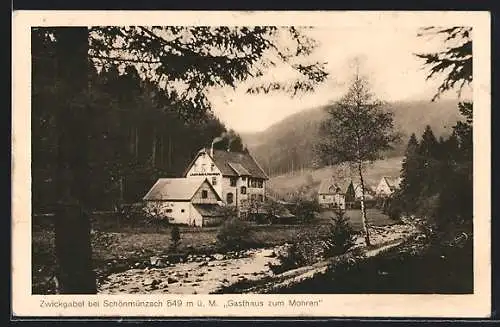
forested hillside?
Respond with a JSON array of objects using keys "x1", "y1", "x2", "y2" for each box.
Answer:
[
  {"x1": 32, "y1": 30, "x2": 245, "y2": 212},
  {"x1": 242, "y1": 99, "x2": 460, "y2": 176}
]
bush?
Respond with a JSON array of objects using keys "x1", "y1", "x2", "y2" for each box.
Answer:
[
  {"x1": 170, "y1": 225, "x2": 181, "y2": 251},
  {"x1": 269, "y1": 243, "x2": 308, "y2": 275},
  {"x1": 216, "y1": 218, "x2": 253, "y2": 251},
  {"x1": 323, "y1": 209, "x2": 357, "y2": 257},
  {"x1": 268, "y1": 233, "x2": 323, "y2": 274},
  {"x1": 292, "y1": 199, "x2": 320, "y2": 224},
  {"x1": 386, "y1": 198, "x2": 403, "y2": 221}
]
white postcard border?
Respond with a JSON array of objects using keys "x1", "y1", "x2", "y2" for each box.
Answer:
[{"x1": 12, "y1": 10, "x2": 491, "y2": 318}]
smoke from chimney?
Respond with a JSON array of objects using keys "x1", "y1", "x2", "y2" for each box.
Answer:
[{"x1": 210, "y1": 132, "x2": 227, "y2": 157}]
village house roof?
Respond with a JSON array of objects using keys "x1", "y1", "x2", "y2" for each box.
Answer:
[
  {"x1": 382, "y1": 176, "x2": 402, "y2": 191},
  {"x1": 184, "y1": 148, "x2": 268, "y2": 180},
  {"x1": 143, "y1": 178, "x2": 221, "y2": 201},
  {"x1": 227, "y1": 162, "x2": 251, "y2": 176},
  {"x1": 318, "y1": 180, "x2": 344, "y2": 194}
]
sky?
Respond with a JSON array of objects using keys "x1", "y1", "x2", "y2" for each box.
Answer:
[{"x1": 207, "y1": 26, "x2": 454, "y2": 134}]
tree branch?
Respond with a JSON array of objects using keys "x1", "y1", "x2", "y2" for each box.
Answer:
[{"x1": 89, "y1": 55, "x2": 161, "y2": 64}]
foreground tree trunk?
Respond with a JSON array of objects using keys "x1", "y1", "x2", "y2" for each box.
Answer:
[
  {"x1": 53, "y1": 27, "x2": 96, "y2": 294},
  {"x1": 357, "y1": 161, "x2": 371, "y2": 246}
]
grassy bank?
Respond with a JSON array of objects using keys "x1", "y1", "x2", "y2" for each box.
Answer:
[{"x1": 274, "y1": 237, "x2": 473, "y2": 294}]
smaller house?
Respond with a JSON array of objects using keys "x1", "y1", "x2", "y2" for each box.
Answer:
[
  {"x1": 318, "y1": 179, "x2": 346, "y2": 210},
  {"x1": 375, "y1": 176, "x2": 402, "y2": 197},
  {"x1": 345, "y1": 181, "x2": 375, "y2": 202},
  {"x1": 143, "y1": 178, "x2": 224, "y2": 227}
]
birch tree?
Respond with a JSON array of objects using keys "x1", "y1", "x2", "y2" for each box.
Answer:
[{"x1": 316, "y1": 74, "x2": 400, "y2": 246}]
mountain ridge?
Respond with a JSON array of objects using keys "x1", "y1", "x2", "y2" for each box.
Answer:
[{"x1": 241, "y1": 99, "x2": 462, "y2": 176}]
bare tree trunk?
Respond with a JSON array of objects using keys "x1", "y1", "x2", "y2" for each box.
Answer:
[
  {"x1": 168, "y1": 134, "x2": 172, "y2": 169},
  {"x1": 159, "y1": 133, "x2": 164, "y2": 167},
  {"x1": 129, "y1": 126, "x2": 135, "y2": 157},
  {"x1": 357, "y1": 160, "x2": 371, "y2": 246},
  {"x1": 134, "y1": 126, "x2": 139, "y2": 161},
  {"x1": 119, "y1": 176, "x2": 124, "y2": 204},
  {"x1": 53, "y1": 27, "x2": 96, "y2": 294},
  {"x1": 151, "y1": 127, "x2": 156, "y2": 167}
]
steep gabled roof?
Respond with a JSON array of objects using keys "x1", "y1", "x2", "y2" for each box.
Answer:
[
  {"x1": 383, "y1": 176, "x2": 402, "y2": 191},
  {"x1": 184, "y1": 148, "x2": 268, "y2": 180},
  {"x1": 318, "y1": 180, "x2": 343, "y2": 194},
  {"x1": 143, "y1": 178, "x2": 221, "y2": 201}
]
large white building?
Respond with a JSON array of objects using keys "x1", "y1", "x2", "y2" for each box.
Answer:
[{"x1": 183, "y1": 147, "x2": 269, "y2": 214}]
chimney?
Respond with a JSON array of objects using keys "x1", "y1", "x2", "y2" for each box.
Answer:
[{"x1": 210, "y1": 135, "x2": 224, "y2": 157}]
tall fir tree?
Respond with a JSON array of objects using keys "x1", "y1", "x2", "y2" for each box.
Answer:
[
  {"x1": 417, "y1": 125, "x2": 441, "y2": 199},
  {"x1": 398, "y1": 133, "x2": 420, "y2": 214}
]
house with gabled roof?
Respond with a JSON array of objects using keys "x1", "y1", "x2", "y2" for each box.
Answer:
[
  {"x1": 183, "y1": 147, "x2": 269, "y2": 214},
  {"x1": 142, "y1": 178, "x2": 224, "y2": 226},
  {"x1": 317, "y1": 178, "x2": 346, "y2": 210},
  {"x1": 345, "y1": 181, "x2": 376, "y2": 203},
  {"x1": 375, "y1": 176, "x2": 402, "y2": 197}
]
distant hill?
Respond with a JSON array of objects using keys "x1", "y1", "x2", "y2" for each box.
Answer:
[{"x1": 242, "y1": 99, "x2": 461, "y2": 176}]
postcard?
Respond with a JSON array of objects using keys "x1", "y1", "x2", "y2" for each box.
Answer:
[{"x1": 12, "y1": 10, "x2": 491, "y2": 318}]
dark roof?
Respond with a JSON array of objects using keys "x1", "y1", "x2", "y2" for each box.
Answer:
[
  {"x1": 227, "y1": 162, "x2": 251, "y2": 176},
  {"x1": 185, "y1": 148, "x2": 268, "y2": 180},
  {"x1": 192, "y1": 204, "x2": 224, "y2": 217},
  {"x1": 143, "y1": 178, "x2": 220, "y2": 201}
]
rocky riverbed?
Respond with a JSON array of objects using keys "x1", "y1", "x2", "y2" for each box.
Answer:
[
  {"x1": 98, "y1": 222, "x2": 418, "y2": 294},
  {"x1": 98, "y1": 247, "x2": 283, "y2": 294}
]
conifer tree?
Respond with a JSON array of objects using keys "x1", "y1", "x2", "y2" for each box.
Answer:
[
  {"x1": 398, "y1": 133, "x2": 420, "y2": 214},
  {"x1": 417, "y1": 125, "x2": 441, "y2": 200}
]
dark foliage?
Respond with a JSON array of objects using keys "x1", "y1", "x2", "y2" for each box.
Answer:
[
  {"x1": 416, "y1": 27, "x2": 472, "y2": 101},
  {"x1": 268, "y1": 234, "x2": 321, "y2": 275},
  {"x1": 170, "y1": 225, "x2": 181, "y2": 251},
  {"x1": 291, "y1": 199, "x2": 320, "y2": 223},
  {"x1": 323, "y1": 209, "x2": 357, "y2": 257},
  {"x1": 276, "y1": 235, "x2": 473, "y2": 294},
  {"x1": 216, "y1": 218, "x2": 254, "y2": 251}
]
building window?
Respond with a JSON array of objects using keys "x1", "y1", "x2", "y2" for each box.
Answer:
[
  {"x1": 230, "y1": 177, "x2": 237, "y2": 187},
  {"x1": 212, "y1": 177, "x2": 217, "y2": 185},
  {"x1": 211, "y1": 163, "x2": 215, "y2": 171},
  {"x1": 259, "y1": 180, "x2": 264, "y2": 188},
  {"x1": 242, "y1": 176, "x2": 246, "y2": 181},
  {"x1": 181, "y1": 209, "x2": 185, "y2": 213},
  {"x1": 226, "y1": 193, "x2": 234, "y2": 204},
  {"x1": 251, "y1": 194, "x2": 256, "y2": 201},
  {"x1": 322, "y1": 195, "x2": 325, "y2": 199},
  {"x1": 258, "y1": 194, "x2": 263, "y2": 202},
  {"x1": 202, "y1": 190, "x2": 208, "y2": 199},
  {"x1": 240, "y1": 186, "x2": 247, "y2": 194},
  {"x1": 166, "y1": 209, "x2": 173, "y2": 213}
]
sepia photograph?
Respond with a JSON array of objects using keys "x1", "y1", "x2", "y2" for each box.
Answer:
[{"x1": 12, "y1": 10, "x2": 491, "y2": 317}]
